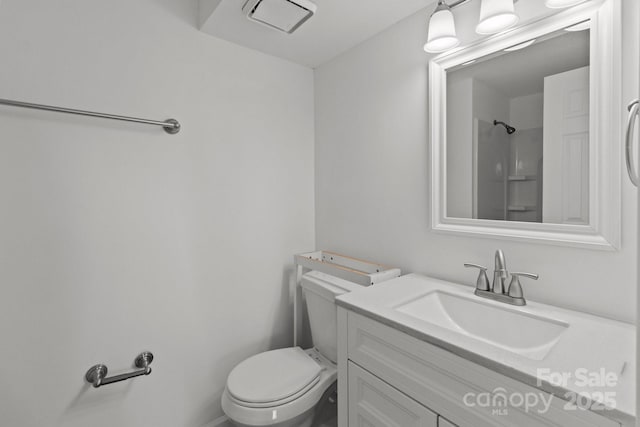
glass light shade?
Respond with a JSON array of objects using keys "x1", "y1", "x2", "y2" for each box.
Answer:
[
  {"x1": 545, "y1": 0, "x2": 587, "y2": 8},
  {"x1": 424, "y1": 6, "x2": 460, "y2": 53},
  {"x1": 476, "y1": 0, "x2": 519, "y2": 35}
]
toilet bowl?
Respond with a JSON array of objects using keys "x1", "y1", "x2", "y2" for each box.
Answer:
[
  {"x1": 221, "y1": 347, "x2": 336, "y2": 427},
  {"x1": 222, "y1": 271, "x2": 364, "y2": 427}
]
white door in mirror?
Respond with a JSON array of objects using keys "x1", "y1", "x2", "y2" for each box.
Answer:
[{"x1": 543, "y1": 66, "x2": 590, "y2": 224}]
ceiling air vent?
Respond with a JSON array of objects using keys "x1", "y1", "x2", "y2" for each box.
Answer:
[{"x1": 242, "y1": 0, "x2": 317, "y2": 34}]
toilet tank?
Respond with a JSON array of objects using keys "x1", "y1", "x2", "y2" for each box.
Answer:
[{"x1": 300, "y1": 271, "x2": 365, "y2": 363}]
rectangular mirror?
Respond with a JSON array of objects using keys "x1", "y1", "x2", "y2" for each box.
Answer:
[{"x1": 430, "y1": 0, "x2": 621, "y2": 249}]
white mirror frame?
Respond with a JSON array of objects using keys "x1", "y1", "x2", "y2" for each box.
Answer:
[{"x1": 429, "y1": 0, "x2": 621, "y2": 250}]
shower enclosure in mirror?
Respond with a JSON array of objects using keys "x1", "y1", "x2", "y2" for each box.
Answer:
[
  {"x1": 447, "y1": 28, "x2": 589, "y2": 224},
  {"x1": 430, "y1": 0, "x2": 621, "y2": 249}
]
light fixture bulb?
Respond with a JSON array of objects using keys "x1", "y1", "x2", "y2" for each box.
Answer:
[
  {"x1": 545, "y1": 0, "x2": 587, "y2": 8},
  {"x1": 476, "y1": 0, "x2": 519, "y2": 35},
  {"x1": 424, "y1": 1, "x2": 460, "y2": 53}
]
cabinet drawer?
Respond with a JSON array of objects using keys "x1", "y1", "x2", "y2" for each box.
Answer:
[
  {"x1": 348, "y1": 361, "x2": 438, "y2": 427},
  {"x1": 347, "y1": 311, "x2": 619, "y2": 427}
]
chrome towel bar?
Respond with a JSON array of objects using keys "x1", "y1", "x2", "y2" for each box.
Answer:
[
  {"x1": 85, "y1": 351, "x2": 154, "y2": 388},
  {"x1": 0, "y1": 98, "x2": 180, "y2": 134}
]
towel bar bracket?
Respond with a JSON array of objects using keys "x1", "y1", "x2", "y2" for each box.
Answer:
[{"x1": 163, "y1": 119, "x2": 181, "y2": 134}]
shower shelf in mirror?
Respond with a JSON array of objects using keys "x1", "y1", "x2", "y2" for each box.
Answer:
[
  {"x1": 508, "y1": 175, "x2": 537, "y2": 181},
  {"x1": 507, "y1": 205, "x2": 537, "y2": 212}
]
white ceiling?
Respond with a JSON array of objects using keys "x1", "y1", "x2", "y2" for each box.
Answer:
[
  {"x1": 448, "y1": 29, "x2": 590, "y2": 98},
  {"x1": 198, "y1": 0, "x2": 432, "y2": 68}
]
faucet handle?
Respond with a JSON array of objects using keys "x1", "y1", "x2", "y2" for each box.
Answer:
[
  {"x1": 464, "y1": 263, "x2": 490, "y2": 291},
  {"x1": 508, "y1": 272, "x2": 539, "y2": 299}
]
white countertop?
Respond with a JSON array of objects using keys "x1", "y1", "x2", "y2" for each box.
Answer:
[{"x1": 336, "y1": 274, "x2": 636, "y2": 424}]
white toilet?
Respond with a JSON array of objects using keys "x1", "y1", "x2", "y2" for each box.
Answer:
[{"x1": 221, "y1": 271, "x2": 363, "y2": 427}]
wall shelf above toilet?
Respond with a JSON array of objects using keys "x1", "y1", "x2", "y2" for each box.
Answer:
[
  {"x1": 294, "y1": 250, "x2": 401, "y2": 286},
  {"x1": 293, "y1": 251, "x2": 401, "y2": 347}
]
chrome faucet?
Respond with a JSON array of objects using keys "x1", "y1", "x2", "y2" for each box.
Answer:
[
  {"x1": 464, "y1": 250, "x2": 538, "y2": 306},
  {"x1": 492, "y1": 249, "x2": 508, "y2": 294}
]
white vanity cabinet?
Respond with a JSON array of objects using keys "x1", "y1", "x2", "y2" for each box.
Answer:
[
  {"x1": 337, "y1": 308, "x2": 621, "y2": 427},
  {"x1": 348, "y1": 361, "x2": 438, "y2": 426}
]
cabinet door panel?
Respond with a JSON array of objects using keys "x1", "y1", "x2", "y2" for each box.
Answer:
[{"x1": 348, "y1": 361, "x2": 438, "y2": 427}]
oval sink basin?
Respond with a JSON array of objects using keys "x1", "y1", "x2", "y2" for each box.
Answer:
[{"x1": 395, "y1": 291, "x2": 569, "y2": 360}]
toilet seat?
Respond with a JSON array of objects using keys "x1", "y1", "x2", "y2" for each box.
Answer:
[
  {"x1": 227, "y1": 376, "x2": 320, "y2": 408},
  {"x1": 221, "y1": 347, "x2": 337, "y2": 427},
  {"x1": 226, "y1": 347, "x2": 322, "y2": 407}
]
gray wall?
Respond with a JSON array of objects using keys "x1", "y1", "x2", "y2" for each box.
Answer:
[{"x1": 0, "y1": 1, "x2": 315, "y2": 426}]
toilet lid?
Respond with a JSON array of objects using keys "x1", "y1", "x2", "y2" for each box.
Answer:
[{"x1": 227, "y1": 347, "x2": 321, "y2": 405}]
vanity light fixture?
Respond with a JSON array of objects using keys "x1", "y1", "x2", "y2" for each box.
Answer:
[
  {"x1": 425, "y1": 0, "x2": 589, "y2": 54},
  {"x1": 424, "y1": 1, "x2": 460, "y2": 53},
  {"x1": 424, "y1": 0, "x2": 518, "y2": 53},
  {"x1": 475, "y1": 0, "x2": 519, "y2": 35}
]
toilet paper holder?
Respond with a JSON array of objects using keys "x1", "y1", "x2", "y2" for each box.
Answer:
[{"x1": 85, "y1": 351, "x2": 153, "y2": 388}]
